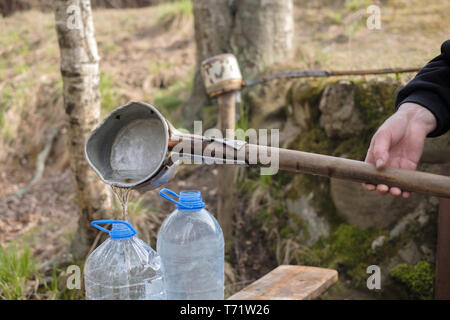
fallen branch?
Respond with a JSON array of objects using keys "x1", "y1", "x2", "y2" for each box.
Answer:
[
  {"x1": 243, "y1": 67, "x2": 421, "y2": 87},
  {"x1": 1, "y1": 126, "x2": 60, "y2": 203}
]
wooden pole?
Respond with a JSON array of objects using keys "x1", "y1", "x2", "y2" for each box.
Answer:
[
  {"x1": 169, "y1": 138, "x2": 450, "y2": 199},
  {"x1": 435, "y1": 164, "x2": 450, "y2": 299},
  {"x1": 200, "y1": 54, "x2": 243, "y2": 251},
  {"x1": 217, "y1": 92, "x2": 237, "y2": 248},
  {"x1": 244, "y1": 67, "x2": 421, "y2": 87}
]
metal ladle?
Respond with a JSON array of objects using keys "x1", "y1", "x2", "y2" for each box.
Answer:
[{"x1": 85, "y1": 101, "x2": 450, "y2": 198}]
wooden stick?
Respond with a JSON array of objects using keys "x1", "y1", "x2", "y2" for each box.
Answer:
[
  {"x1": 169, "y1": 137, "x2": 450, "y2": 198},
  {"x1": 247, "y1": 144, "x2": 450, "y2": 198},
  {"x1": 244, "y1": 67, "x2": 421, "y2": 87}
]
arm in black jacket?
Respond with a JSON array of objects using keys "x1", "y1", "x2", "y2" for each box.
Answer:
[{"x1": 395, "y1": 39, "x2": 450, "y2": 137}]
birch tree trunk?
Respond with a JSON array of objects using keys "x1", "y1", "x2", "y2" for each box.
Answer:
[
  {"x1": 55, "y1": 0, "x2": 113, "y2": 260},
  {"x1": 182, "y1": 0, "x2": 294, "y2": 126}
]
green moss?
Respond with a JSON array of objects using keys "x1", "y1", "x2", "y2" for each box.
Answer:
[
  {"x1": 390, "y1": 261, "x2": 435, "y2": 300},
  {"x1": 310, "y1": 224, "x2": 382, "y2": 286},
  {"x1": 297, "y1": 126, "x2": 335, "y2": 154},
  {"x1": 334, "y1": 136, "x2": 368, "y2": 160},
  {"x1": 326, "y1": 225, "x2": 377, "y2": 265},
  {"x1": 354, "y1": 80, "x2": 398, "y2": 134}
]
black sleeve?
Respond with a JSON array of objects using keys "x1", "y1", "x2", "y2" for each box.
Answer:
[{"x1": 395, "y1": 39, "x2": 450, "y2": 137}]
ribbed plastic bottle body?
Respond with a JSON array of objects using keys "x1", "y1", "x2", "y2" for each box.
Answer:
[
  {"x1": 84, "y1": 236, "x2": 166, "y2": 300},
  {"x1": 157, "y1": 208, "x2": 224, "y2": 300}
]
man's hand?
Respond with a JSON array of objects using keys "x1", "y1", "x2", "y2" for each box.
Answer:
[{"x1": 363, "y1": 102, "x2": 437, "y2": 197}]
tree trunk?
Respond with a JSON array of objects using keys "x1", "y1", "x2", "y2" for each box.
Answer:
[
  {"x1": 54, "y1": 0, "x2": 113, "y2": 260},
  {"x1": 230, "y1": 0, "x2": 294, "y2": 78},
  {"x1": 181, "y1": 0, "x2": 233, "y2": 128},
  {"x1": 182, "y1": 0, "x2": 294, "y2": 126}
]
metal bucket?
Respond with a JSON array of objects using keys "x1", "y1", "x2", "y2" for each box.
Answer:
[{"x1": 85, "y1": 101, "x2": 171, "y2": 191}]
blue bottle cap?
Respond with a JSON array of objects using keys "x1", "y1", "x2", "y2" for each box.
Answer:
[
  {"x1": 159, "y1": 188, "x2": 205, "y2": 210},
  {"x1": 91, "y1": 220, "x2": 138, "y2": 239}
]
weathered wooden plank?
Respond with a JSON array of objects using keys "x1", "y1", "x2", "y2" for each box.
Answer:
[{"x1": 228, "y1": 265, "x2": 338, "y2": 300}]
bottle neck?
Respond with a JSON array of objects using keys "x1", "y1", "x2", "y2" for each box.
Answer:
[{"x1": 177, "y1": 190, "x2": 204, "y2": 210}]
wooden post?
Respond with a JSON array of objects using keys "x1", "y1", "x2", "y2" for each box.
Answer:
[
  {"x1": 217, "y1": 92, "x2": 237, "y2": 247},
  {"x1": 200, "y1": 54, "x2": 243, "y2": 250},
  {"x1": 435, "y1": 164, "x2": 450, "y2": 299}
]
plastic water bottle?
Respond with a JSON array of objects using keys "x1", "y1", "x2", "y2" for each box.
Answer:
[
  {"x1": 157, "y1": 189, "x2": 224, "y2": 300},
  {"x1": 84, "y1": 220, "x2": 166, "y2": 300}
]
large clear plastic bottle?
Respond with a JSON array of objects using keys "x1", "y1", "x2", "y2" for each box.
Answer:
[
  {"x1": 157, "y1": 189, "x2": 224, "y2": 300},
  {"x1": 84, "y1": 220, "x2": 166, "y2": 300}
]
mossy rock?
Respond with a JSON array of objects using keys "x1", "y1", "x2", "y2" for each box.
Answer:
[{"x1": 287, "y1": 77, "x2": 403, "y2": 161}]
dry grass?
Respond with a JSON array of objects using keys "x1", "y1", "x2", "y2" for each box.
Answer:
[{"x1": 286, "y1": 0, "x2": 450, "y2": 78}]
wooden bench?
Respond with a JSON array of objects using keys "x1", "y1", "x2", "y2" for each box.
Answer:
[{"x1": 228, "y1": 265, "x2": 338, "y2": 300}]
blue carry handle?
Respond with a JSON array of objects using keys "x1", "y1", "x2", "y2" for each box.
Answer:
[
  {"x1": 159, "y1": 188, "x2": 182, "y2": 206},
  {"x1": 91, "y1": 220, "x2": 138, "y2": 239}
]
